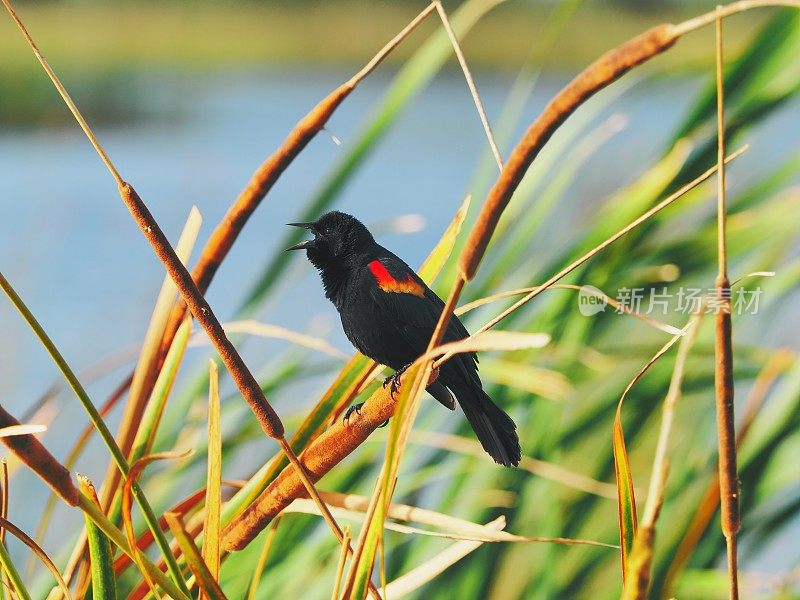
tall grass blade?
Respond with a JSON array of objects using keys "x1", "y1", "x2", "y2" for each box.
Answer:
[
  {"x1": 215, "y1": 321, "x2": 348, "y2": 360},
  {"x1": 0, "y1": 459, "x2": 7, "y2": 600},
  {"x1": 332, "y1": 525, "x2": 351, "y2": 600},
  {"x1": 0, "y1": 425, "x2": 47, "y2": 438},
  {"x1": 613, "y1": 412, "x2": 638, "y2": 583},
  {"x1": 0, "y1": 539, "x2": 31, "y2": 600},
  {"x1": 407, "y1": 431, "x2": 615, "y2": 497},
  {"x1": 202, "y1": 359, "x2": 223, "y2": 589},
  {"x1": 0, "y1": 515, "x2": 70, "y2": 599},
  {"x1": 77, "y1": 476, "x2": 115, "y2": 600},
  {"x1": 75, "y1": 491, "x2": 190, "y2": 600},
  {"x1": 622, "y1": 317, "x2": 701, "y2": 599},
  {"x1": 345, "y1": 362, "x2": 430, "y2": 600},
  {"x1": 286, "y1": 496, "x2": 615, "y2": 546},
  {"x1": 418, "y1": 195, "x2": 471, "y2": 285},
  {"x1": 383, "y1": 517, "x2": 506, "y2": 598},
  {"x1": 434, "y1": 0, "x2": 503, "y2": 170},
  {"x1": 613, "y1": 331, "x2": 684, "y2": 581},
  {"x1": 128, "y1": 318, "x2": 193, "y2": 466},
  {"x1": 247, "y1": 516, "x2": 282, "y2": 600},
  {"x1": 424, "y1": 331, "x2": 551, "y2": 365},
  {"x1": 165, "y1": 512, "x2": 228, "y2": 600}
]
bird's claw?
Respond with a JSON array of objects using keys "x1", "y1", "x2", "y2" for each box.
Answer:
[
  {"x1": 342, "y1": 402, "x2": 364, "y2": 424},
  {"x1": 381, "y1": 374, "x2": 401, "y2": 397},
  {"x1": 382, "y1": 364, "x2": 410, "y2": 397}
]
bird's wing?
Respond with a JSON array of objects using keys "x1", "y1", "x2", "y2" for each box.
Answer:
[{"x1": 366, "y1": 256, "x2": 474, "y2": 362}]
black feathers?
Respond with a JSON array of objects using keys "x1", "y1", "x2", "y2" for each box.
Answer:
[{"x1": 288, "y1": 211, "x2": 521, "y2": 467}]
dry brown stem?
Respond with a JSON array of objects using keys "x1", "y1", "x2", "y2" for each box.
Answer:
[
  {"x1": 662, "y1": 348, "x2": 793, "y2": 597},
  {"x1": 0, "y1": 404, "x2": 78, "y2": 506},
  {"x1": 457, "y1": 24, "x2": 677, "y2": 281},
  {"x1": 118, "y1": 182, "x2": 285, "y2": 439}
]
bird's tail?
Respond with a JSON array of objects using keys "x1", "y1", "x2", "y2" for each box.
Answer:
[{"x1": 450, "y1": 380, "x2": 520, "y2": 467}]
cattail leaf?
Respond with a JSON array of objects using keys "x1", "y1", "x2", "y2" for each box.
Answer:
[
  {"x1": 121, "y1": 450, "x2": 192, "y2": 597},
  {"x1": 419, "y1": 331, "x2": 551, "y2": 365},
  {"x1": 128, "y1": 318, "x2": 193, "y2": 468},
  {"x1": 165, "y1": 512, "x2": 228, "y2": 600},
  {"x1": 471, "y1": 358, "x2": 571, "y2": 402},
  {"x1": 78, "y1": 476, "x2": 115, "y2": 600},
  {"x1": 418, "y1": 195, "x2": 471, "y2": 285},
  {"x1": 286, "y1": 495, "x2": 615, "y2": 547},
  {"x1": 0, "y1": 539, "x2": 31, "y2": 600},
  {"x1": 613, "y1": 411, "x2": 638, "y2": 582},
  {"x1": 0, "y1": 516, "x2": 71, "y2": 599},
  {"x1": 214, "y1": 321, "x2": 348, "y2": 359},
  {"x1": 346, "y1": 362, "x2": 430, "y2": 600},
  {"x1": 612, "y1": 329, "x2": 683, "y2": 583},
  {"x1": 0, "y1": 424, "x2": 47, "y2": 438},
  {"x1": 202, "y1": 360, "x2": 223, "y2": 588},
  {"x1": 383, "y1": 517, "x2": 506, "y2": 598},
  {"x1": 247, "y1": 517, "x2": 282, "y2": 600}
]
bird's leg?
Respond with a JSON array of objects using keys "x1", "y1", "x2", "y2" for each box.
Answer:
[
  {"x1": 383, "y1": 363, "x2": 411, "y2": 397},
  {"x1": 342, "y1": 402, "x2": 389, "y2": 428},
  {"x1": 342, "y1": 402, "x2": 364, "y2": 423}
]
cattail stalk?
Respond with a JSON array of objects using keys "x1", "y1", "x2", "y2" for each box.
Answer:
[
  {"x1": 222, "y1": 370, "x2": 438, "y2": 551},
  {"x1": 457, "y1": 24, "x2": 677, "y2": 282},
  {"x1": 713, "y1": 8, "x2": 740, "y2": 599},
  {"x1": 0, "y1": 404, "x2": 77, "y2": 507}
]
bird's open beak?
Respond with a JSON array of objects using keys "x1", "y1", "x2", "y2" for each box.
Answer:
[
  {"x1": 285, "y1": 239, "x2": 313, "y2": 251},
  {"x1": 285, "y1": 222, "x2": 316, "y2": 251}
]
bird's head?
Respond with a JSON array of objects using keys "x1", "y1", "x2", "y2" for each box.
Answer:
[{"x1": 286, "y1": 211, "x2": 375, "y2": 270}]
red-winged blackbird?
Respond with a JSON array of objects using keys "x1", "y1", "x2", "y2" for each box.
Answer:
[{"x1": 287, "y1": 211, "x2": 520, "y2": 467}]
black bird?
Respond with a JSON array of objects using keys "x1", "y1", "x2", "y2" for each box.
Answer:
[{"x1": 287, "y1": 211, "x2": 520, "y2": 467}]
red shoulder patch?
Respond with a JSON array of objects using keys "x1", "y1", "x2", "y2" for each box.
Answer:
[{"x1": 368, "y1": 260, "x2": 425, "y2": 298}]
